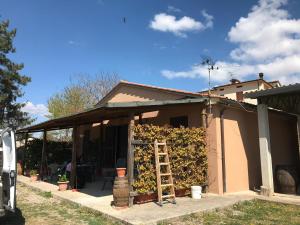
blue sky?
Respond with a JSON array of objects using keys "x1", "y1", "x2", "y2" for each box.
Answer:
[{"x1": 1, "y1": 0, "x2": 300, "y2": 121}]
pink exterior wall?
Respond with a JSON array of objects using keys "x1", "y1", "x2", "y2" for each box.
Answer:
[
  {"x1": 142, "y1": 104, "x2": 204, "y2": 128},
  {"x1": 222, "y1": 107, "x2": 261, "y2": 192},
  {"x1": 206, "y1": 106, "x2": 223, "y2": 194},
  {"x1": 219, "y1": 106, "x2": 298, "y2": 193},
  {"x1": 106, "y1": 85, "x2": 185, "y2": 103}
]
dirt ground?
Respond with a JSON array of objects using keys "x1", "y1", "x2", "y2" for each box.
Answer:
[{"x1": 0, "y1": 183, "x2": 121, "y2": 225}]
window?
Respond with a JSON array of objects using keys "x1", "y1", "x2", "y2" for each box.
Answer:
[
  {"x1": 236, "y1": 85, "x2": 243, "y2": 88},
  {"x1": 236, "y1": 91, "x2": 244, "y2": 102},
  {"x1": 220, "y1": 88, "x2": 224, "y2": 91},
  {"x1": 170, "y1": 116, "x2": 188, "y2": 128}
]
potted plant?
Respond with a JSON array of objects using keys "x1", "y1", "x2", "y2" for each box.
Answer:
[
  {"x1": 116, "y1": 158, "x2": 127, "y2": 178},
  {"x1": 57, "y1": 174, "x2": 69, "y2": 191},
  {"x1": 30, "y1": 170, "x2": 38, "y2": 182},
  {"x1": 116, "y1": 168, "x2": 126, "y2": 177}
]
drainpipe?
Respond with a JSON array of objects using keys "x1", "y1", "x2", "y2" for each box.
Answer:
[{"x1": 220, "y1": 108, "x2": 227, "y2": 193}]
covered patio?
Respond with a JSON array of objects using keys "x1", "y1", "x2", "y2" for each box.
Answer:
[
  {"x1": 17, "y1": 98, "x2": 208, "y2": 206},
  {"x1": 246, "y1": 83, "x2": 300, "y2": 196}
]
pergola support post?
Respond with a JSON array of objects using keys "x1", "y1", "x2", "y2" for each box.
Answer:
[
  {"x1": 70, "y1": 126, "x2": 78, "y2": 189},
  {"x1": 297, "y1": 115, "x2": 300, "y2": 158},
  {"x1": 257, "y1": 104, "x2": 274, "y2": 196},
  {"x1": 24, "y1": 132, "x2": 28, "y2": 171},
  {"x1": 40, "y1": 130, "x2": 47, "y2": 180},
  {"x1": 127, "y1": 114, "x2": 134, "y2": 207}
]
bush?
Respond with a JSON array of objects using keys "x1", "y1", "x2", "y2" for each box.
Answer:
[
  {"x1": 18, "y1": 139, "x2": 72, "y2": 171},
  {"x1": 133, "y1": 124, "x2": 207, "y2": 194},
  {"x1": 30, "y1": 169, "x2": 38, "y2": 176}
]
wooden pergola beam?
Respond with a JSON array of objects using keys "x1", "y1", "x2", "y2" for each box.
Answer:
[
  {"x1": 70, "y1": 126, "x2": 78, "y2": 189},
  {"x1": 40, "y1": 130, "x2": 47, "y2": 180},
  {"x1": 297, "y1": 116, "x2": 300, "y2": 159},
  {"x1": 127, "y1": 113, "x2": 135, "y2": 207}
]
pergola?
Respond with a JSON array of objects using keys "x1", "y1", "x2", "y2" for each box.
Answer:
[
  {"x1": 246, "y1": 83, "x2": 300, "y2": 196},
  {"x1": 17, "y1": 98, "x2": 208, "y2": 206}
]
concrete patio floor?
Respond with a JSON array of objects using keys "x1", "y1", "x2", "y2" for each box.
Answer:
[{"x1": 19, "y1": 175, "x2": 296, "y2": 225}]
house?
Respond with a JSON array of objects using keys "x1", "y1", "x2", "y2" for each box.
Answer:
[
  {"x1": 18, "y1": 76, "x2": 299, "y2": 204},
  {"x1": 199, "y1": 73, "x2": 281, "y2": 104}
]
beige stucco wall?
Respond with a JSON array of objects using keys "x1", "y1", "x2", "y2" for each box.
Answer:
[
  {"x1": 142, "y1": 104, "x2": 204, "y2": 128},
  {"x1": 218, "y1": 106, "x2": 298, "y2": 193},
  {"x1": 106, "y1": 85, "x2": 185, "y2": 103},
  {"x1": 211, "y1": 81, "x2": 268, "y2": 105},
  {"x1": 206, "y1": 106, "x2": 223, "y2": 194},
  {"x1": 222, "y1": 107, "x2": 261, "y2": 192}
]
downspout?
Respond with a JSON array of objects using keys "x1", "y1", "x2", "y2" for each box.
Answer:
[{"x1": 220, "y1": 108, "x2": 227, "y2": 193}]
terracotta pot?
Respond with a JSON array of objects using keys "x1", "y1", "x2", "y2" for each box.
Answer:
[
  {"x1": 175, "y1": 188, "x2": 190, "y2": 197},
  {"x1": 17, "y1": 163, "x2": 23, "y2": 175},
  {"x1": 116, "y1": 168, "x2": 126, "y2": 177},
  {"x1": 58, "y1": 181, "x2": 69, "y2": 191},
  {"x1": 30, "y1": 175, "x2": 38, "y2": 182},
  {"x1": 134, "y1": 193, "x2": 158, "y2": 204}
]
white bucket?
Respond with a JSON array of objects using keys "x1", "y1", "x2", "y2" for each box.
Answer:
[{"x1": 191, "y1": 186, "x2": 202, "y2": 199}]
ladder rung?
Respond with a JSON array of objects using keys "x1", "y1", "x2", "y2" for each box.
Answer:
[
  {"x1": 156, "y1": 142, "x2": 166, "y2": 146},
  {"x1": 158, "y1": 153, "x2": 167, "y2": 156},
  {"x1": 162, "y1": 194, "x2": 175, "y2": 199},
  {"x1": 159, "y1": 163, "x2": 169, "y2": 166},
  {"x1": 161, "y1": 184, "x2": 173, "y2": 187},
  {"x1": 160, "y1": 173, "x2": 171, "y2": 176}
]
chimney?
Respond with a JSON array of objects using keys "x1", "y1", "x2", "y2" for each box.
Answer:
[{"x1": 259, "y1": 72, "x2": 264, "y2": 79}]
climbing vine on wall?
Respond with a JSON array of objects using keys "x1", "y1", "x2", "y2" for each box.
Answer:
[{"x1": 133, "y1": 124, "x2": 207, "y2": 194}]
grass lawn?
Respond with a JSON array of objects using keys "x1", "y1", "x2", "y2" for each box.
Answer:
[
  {"x1": 159, "y1": 199, "x2": 300, "y2": 225},
  {"x1": 2, "y1": 184, "x2": 300, "y2": 225},
  {"x1": 0, "y1": 183, "x2": 121, "y2": 225}
]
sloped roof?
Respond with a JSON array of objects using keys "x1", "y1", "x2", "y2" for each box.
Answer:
[
  {"x1": 17, "y1": 98, "x2": 208, "y2": 133},
  {"x1": 246, "y1": 83, "x2": 300, "y2": 114},
  {"x1": 96, "y1": 80, "x2": 222, "y2": 106},
  {"x1": 198, "y1": 79, "x2": 277, "y2": 93},
  {"x1": 246, "y1": 83, "x2": 300, "y2": 98}
]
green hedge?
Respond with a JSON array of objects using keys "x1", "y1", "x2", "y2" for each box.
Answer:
[
  {"x1": 18, "y1": 139, "x2": 72, "y2": 170},
  {"x1": 133, "y1": 124, "x2": 207, "y2": 194}
]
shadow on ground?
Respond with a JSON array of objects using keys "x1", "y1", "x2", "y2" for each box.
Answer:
[{"x1": 0, "y1": 209, "x2": 25, "y2": 225}]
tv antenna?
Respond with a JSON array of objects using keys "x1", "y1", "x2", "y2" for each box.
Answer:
[
  {"x1": 228, "y1": 71, "x2": 235, "y2": 80},
  {"x1": 201, "y1": 57, "x2": 219, "y2": 113}
]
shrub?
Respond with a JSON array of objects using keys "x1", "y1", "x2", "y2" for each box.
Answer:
[
  {"x1": 133, "y1": 124, "x2": 207, "y2": 194},
  {"x1": 18, "y1": 139, "x2": 72, "y2": 171},
  {"x1": 30, "y1": 169, "x2": 38, "y2": 176}
]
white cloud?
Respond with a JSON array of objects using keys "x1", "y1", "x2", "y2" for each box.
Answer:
[
  {"x1": 161, "y1": 0, "x2": 300, "y2": 84},
  {"x1": 162, "y1": 61, "x2": 255, "y2": 82},
  {"x1": 149, "y1": 11, "x2": 213, "y2": 37},
  {"x1": 228, "y1": 0, "x2": 300, "y2": 62},
  {"x1": 201, "y1": 10, "x2": 214, "y2": 28},
  {"x1": 22, "y1": 102, "x2": 49, "y2": 118},
  {"x1": 167, "y1": 6, "x2": 181, "y2": 13}
]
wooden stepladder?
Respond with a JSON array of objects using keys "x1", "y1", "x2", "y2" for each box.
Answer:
[{"x1": 154, "y1": 139, "x2": 176, "y2": 206}]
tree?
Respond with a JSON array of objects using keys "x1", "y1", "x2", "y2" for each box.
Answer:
[
  {"x1": 0, "y1": 20, "x2": 32, "y2": 129},
  {"x1": 76, "y1": 73, "x2": 119, "y2": 107},
  {"x1": 47, "y1": 73, "x2": 119, "y2": 119},
  {"x1": 47, "y1": 73, "x2": 119, "y2": 141}
]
